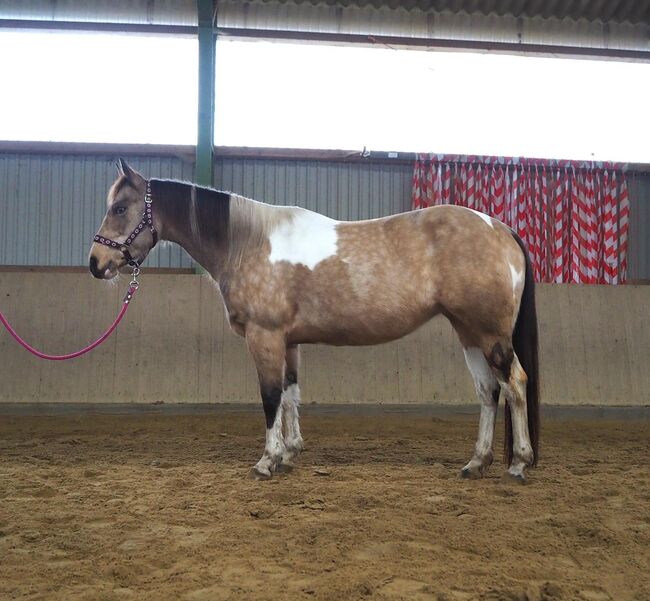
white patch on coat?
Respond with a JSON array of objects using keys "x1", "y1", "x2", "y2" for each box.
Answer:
[
  {"x1": 509, "y1": 262, "x2": 525, "y2": 328},
  {"x1": 463, "y1": 347, "x2": 499, "y2": 465},
  {"x1": 469, "y1": 209, "x2": 494, "y2": 228},
  {"x1": 268, "y1": 209, "x2": 339, "y2": 270},
  {"x1": 281, "y1": 384, "x2": 304, "y2": 462},
  {"x1": 464, "y1": 347, "x2": 495, "y2": 391},
  {"x1": 253, "y1": 409, "x2": 285, "y2": 475},
  {"x1": 509, "y1": 262, "x2": 524, "y2": 298}
]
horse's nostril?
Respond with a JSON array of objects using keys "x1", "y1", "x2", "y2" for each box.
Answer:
[{"x1": 89, "y1": 256, "x2": 103, "y2": 279}]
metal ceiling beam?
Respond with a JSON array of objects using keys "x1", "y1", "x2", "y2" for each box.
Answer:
[
  {"x1": 0, "y1": 19, "x2": 195, "y2": 35},
  {"x1": 217, "y1": 27, "x2": 650, "y2": 62}
]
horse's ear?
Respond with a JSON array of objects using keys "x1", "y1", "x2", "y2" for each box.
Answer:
[
  {"x1": 116, "y1": 158, "x2": 144, "y2": 185},
  {"x1": 116, "y1": 157, "x2": 127, "y2": 176}
]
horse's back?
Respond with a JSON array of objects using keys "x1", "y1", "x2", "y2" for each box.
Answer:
[
  {"x1": 337, "y1": 204, "x2": 524, "y2": 306},
  {"x1": 286, "y1": 205, "x2": 524, "y2": 345}
]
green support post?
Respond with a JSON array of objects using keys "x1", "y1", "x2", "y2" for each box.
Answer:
[
  {"x1": 194, "y1": 0, "x2": 216, "y2": 273},
  {"x1": 196, "y1": 0, "x2": 216, "y2": 188}
]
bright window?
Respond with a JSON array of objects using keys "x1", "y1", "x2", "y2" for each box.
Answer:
[
  {"x1": 0, "y1": 30, "x2": 198, "y2": 144},
  {"x1": 2, "y1": 31, "x2": 649, "y2": 162},
  {"x1": 215, "y1": 39, "x2": 650, "y2": 163}
]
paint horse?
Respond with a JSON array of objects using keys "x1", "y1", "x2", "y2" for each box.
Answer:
[{"x1": 90, "y1": 160, "x2": 539, "y2": 482}]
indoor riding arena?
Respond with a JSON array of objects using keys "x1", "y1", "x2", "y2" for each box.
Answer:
[{"x1": 1, "y1": 2, "x2": 649, "y2": 601}]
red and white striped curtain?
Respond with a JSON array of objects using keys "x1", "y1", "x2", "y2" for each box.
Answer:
[{"x1": 412, "y1": 155, "x2": 630, "y2": 284}]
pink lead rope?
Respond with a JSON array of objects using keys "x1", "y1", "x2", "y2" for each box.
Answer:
[
  {"x1": 0, "y1": 284, "x2": 138, "y2": 361},
  {"x1": 2, "y1": 179, "x2": 155, "y2": 362}
]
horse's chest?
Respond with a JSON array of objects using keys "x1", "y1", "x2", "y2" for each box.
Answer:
[{"x1": 220, "y1": 273, "x2": 295, "y2": 334}]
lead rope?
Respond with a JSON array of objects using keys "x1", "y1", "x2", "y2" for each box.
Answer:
[{"x1": 0, "y1": 266, "x2": 140, "y2": 361}]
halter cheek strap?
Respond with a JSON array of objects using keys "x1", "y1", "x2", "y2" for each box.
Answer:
[{"x1": 93, "y1": 180, "x2": 158, "y2": 267}]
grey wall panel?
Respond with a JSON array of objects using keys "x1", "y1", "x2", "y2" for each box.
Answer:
[
  {"x1": 214, "y1": 158, "x2": 413, "y2": 221},
  {"x1": 0, "y1": 152, "x2": 413, "y2": 267},
  {"x1": 0, "y1": 153, "x2": 195, "y2": 268},
  {"x1": 1, "y1": 151, "x2": 647, "y2": 279},
  {"x1": 3, "y1": 273, "x2": 650, "y2": 405},
  {"x1": 628, "y1": 173, "x2": 650, "y2": 281}
]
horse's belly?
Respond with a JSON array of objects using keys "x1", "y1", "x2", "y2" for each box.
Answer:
[{"x1": 290, "y1": 305, "x2": 437, "y2": 346}]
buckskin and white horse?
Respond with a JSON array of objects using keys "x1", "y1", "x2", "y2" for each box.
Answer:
[{"x1": 89, "y1": 160, "x2": 539, "y2": 482}]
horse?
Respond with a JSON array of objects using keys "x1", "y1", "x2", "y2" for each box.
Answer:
[{"x1": 89, "y1": 159, "x2": 539, "y2": 483}]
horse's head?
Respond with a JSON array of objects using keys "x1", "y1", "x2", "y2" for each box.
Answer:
[{"x1": 89, "y1": 159, "x2": 157, "y2": 279}]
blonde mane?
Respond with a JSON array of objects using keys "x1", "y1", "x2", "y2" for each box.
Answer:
[{"x1": 226, "y1": 194, "x2": 295, "y2": 268}]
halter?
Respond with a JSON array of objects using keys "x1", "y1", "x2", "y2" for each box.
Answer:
[{"x1": 93, "y1": 180, "x2": 158, "y2": 267}]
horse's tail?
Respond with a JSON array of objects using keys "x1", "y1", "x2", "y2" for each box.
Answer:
[{"x1": 505, "y1": 232, "x2": 540, "y2": 467}]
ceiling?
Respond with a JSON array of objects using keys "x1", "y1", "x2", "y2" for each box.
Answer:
[
  {"x1": 248, "y1": 0, "x2": 650, "y2": 25},
  {"x1": 1, "y1": 0, "x2": 649, "y2": 26}
]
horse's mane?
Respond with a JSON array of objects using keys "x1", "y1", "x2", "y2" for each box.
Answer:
[
  {"x1": 227, "y1": 194, "x2": 294, "y2": 268},
  {"x1": 153, "y1": 179, "x2": 293, "y2": 268}
]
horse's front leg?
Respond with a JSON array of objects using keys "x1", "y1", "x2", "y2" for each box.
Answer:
[
  {"x1": 279, "y1": 344, "x2": 304, "y2": 472},
  {"x1": 246, "y1": 325, "x2": 287, "y2": 480}
]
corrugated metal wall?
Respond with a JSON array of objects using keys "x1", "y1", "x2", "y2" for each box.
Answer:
[
  {"x1": 215, "y1": 158, "x2": 412, "y2": 220},
  {"x1": 0, "y1": 151, "x2": 647, "y2": 278},
  {"x1": 0, "y1": 152, "x2": 412, "y2": 268},
  {"x1": 0, "y1": 153, "x2": 195, "y2": 268},
  {"x1": 628, "y1": 172, "x2": 650, "y2": 281}
]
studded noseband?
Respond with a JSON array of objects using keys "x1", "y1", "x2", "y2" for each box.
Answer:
[{"x1": 93, "y1": 180, "x2": 158, "y2": 267}]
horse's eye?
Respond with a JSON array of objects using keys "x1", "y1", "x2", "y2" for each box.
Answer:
[{"x1": 114, "y1": 206, "x2": 127, "y2": 216}]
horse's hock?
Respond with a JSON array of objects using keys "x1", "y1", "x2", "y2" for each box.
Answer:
[{"x1": 1, "y1": 271, "x2": 648, "y2": 406}]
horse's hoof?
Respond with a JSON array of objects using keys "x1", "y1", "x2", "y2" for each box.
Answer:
[
  {"x1": 502, "y1": 470, "x2": 527, "y2": 485},
  {"x1": 459, "y1": 466, "x2": 484, "y2": 479},
  {"x1": 275, "y1": 462, "x2": 295, "y2": 474},
  {"x1": 248, "y1": 466, "x2": 272, "y2": 481}
]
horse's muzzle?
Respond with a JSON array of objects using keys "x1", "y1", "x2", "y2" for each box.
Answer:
[{"x1": 89, "y1": 255, "x2": 113, "y2": 279}]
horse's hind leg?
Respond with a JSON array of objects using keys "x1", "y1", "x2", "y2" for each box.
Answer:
[
  {"x1": 278, "y1": 344, "x2": 304, "y2": 472},
  {"x1": 246, "y1": 325, "x2": 287, "y2": 480},
  {"x1": 487, "y1": 343, "x2": 534, "y2": 483},
  {"x1": 461, "y1": 347, "x2": 500, "y2": 479}
]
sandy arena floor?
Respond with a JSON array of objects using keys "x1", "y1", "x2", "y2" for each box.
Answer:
[{"x1": 1, "y1": 411, "x2": 649, "y2": 601}]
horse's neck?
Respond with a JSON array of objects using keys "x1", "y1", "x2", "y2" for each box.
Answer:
[
  {"x1": 156, "y1": 183, "x2": 285, "y2": 277},
  {"x1": 156, "y1": 181, "x2": 226, "y2": 273}
]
